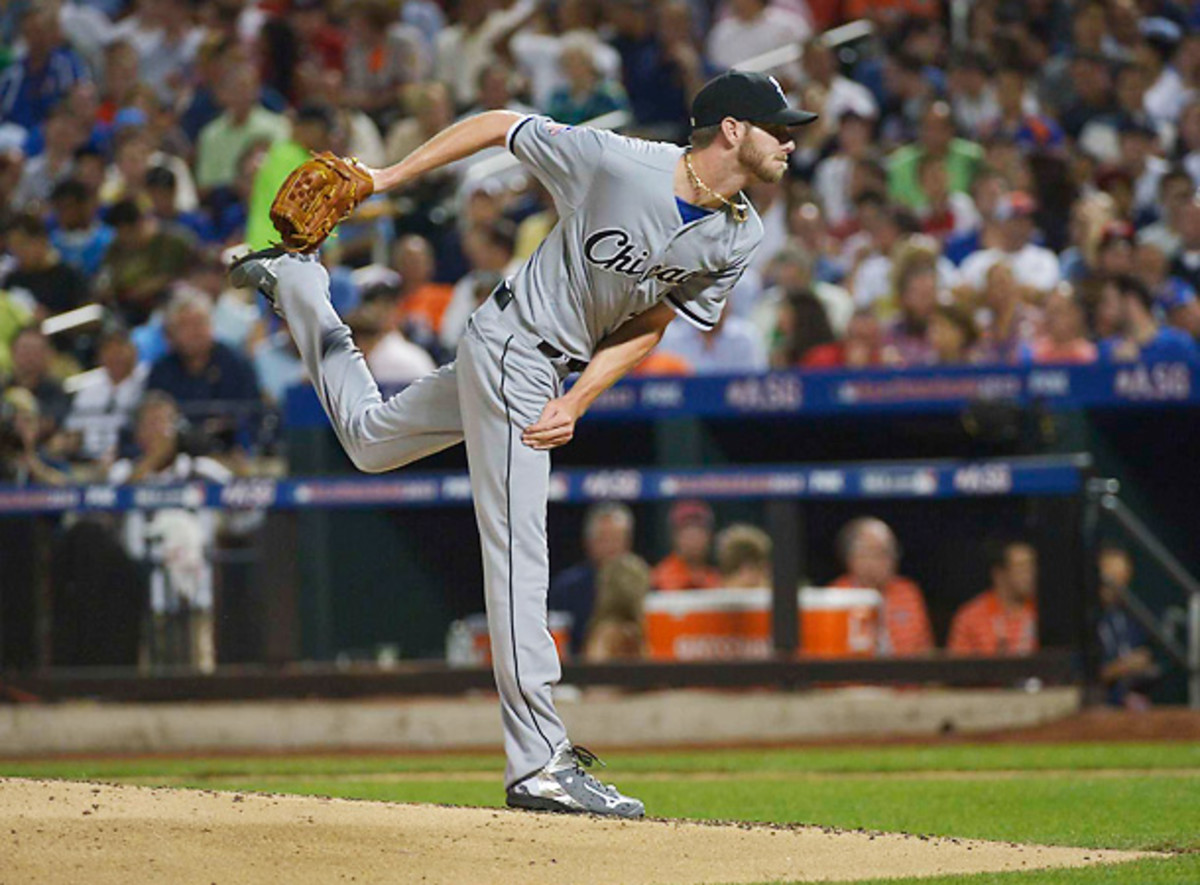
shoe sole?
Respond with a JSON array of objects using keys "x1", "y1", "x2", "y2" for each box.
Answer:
[
  {"x1": 506, "y1": 794, "x2": 644, "y2": 819},
  {"x1": 229, "y1": 247, "x2": 289, "y2": 315}
]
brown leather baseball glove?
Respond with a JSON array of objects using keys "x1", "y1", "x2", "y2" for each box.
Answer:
[{"x1": 269, "y1": 151, "x2": 375, "y2": 253}]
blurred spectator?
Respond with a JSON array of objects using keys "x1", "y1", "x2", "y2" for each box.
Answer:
[
  {"x1": 915, "y1": 151, "x2": 980, "y2": 241},
  {"x1": 194, "y1": 63, "x2": 290, "y2": 195},
  {"x1": 434, "y1": 0, "x2": 537, "y2": 110},
  {"x1": 768, "y1": 286, "x2": 836, "y2": 368},
  {"x1": 245, "y1": 103, "x2": 337, "y2": 251},
  {"x1": 1097, "y1": 543, "x2": 1159, "y2": 709},
  {"x1": 392, "y1": 234, "x2": 455, "y2": 347},
  {"x1": 1099, "y1": 274, "x2": 1199, "y2": 362},
  {"x1": 146, "y1": 166, "x2": 212, "y2": 243},
  {"x1": 2, "y1": 213, "x2": 89, "y2": 318},
  {"x1": 96, "y1": 199, "x2": 195, "y2": 328},
  {"x1": 146, "y1": 287, "x2": 261, "y2": 453},
  {"x1": 64, "y1": 326, "x2": 148, "y2": 463},
  {"x1": 651, "y1": 499, "x2": 722, "y2": 591},
  {"x1": 927, "y1": 303, "x2": 978, "y2": 365},
  {"x1": 984, "y1": 65, "x2": 1065, "y2": 155},
  {"x1": 704, "y1": 0, "x2": 811, "y2": 74},
  {"x1": 385, "y1": 81, "x2": 455, "y2": 166},
  {"x1": 813, "y1": 109, "x2": 876, "y2": 229},
  {"x1": 883, "y1": 243, "x2": 941, "y2": 366},
  {"x1": 440, "y1": 220, "x2": 517, "y2": 352},
  {"x1": 4, "y1": 326, "x2": 70, "y2": 436},
  {"x1": 550, "y1": 501, "x2": 635, "y2": 655},
  {"x1": 888, "y1": 102, "x2": 983, "y2": 212},
  {"x1": 345, "y1": 302, "x2": 436, "y2": 386},
  {"x1": 947, "y1": 49, "x2": 998, "y2": 139},
  {"x1": 960, "y1": 192, "x2": 1061, "y2": 300},
  {"x1": 658, "y1": 308, "x2": 768, "y2": 375},
  {"x1": 511, "y1": 0, "x2": 620, "y2": 113},
  {"x1": 111, "y1": 0, "x2": 203, "y2": 105},
  {"x1": 759, "y1": 241, "x2": 852, "y2": 342},
  {"x1": 251, "y1": 323, "x2": 306, "y2": 408},
  {"x1": 1031, "y1": 286, "x2": 1099, "y2": 364},
  {"x1": 715, "y1": 523, "x2": 772, "y2": 589},
  {"x1": 608, "y1": 0, "x2": 707, "y2": 143},
  {"x1": 109, "y1": 390, "x2": 229, "y2": 673},
  {"x1": 971, "y1": 261, "x2": 1041, "y2": 364},
  {"x1": 12, "y1": 102, "x2": 86, "y2": 210},
  {"x1": 1170, "y1": 198, "x2": 1200, "y2": 292},
  {"x1": 0, "y1": 290, "x2": 33, "y2": 378},
  {"x1": 48, "y1": 179, "x2": 114, "y2": 279},
  {"x1": 1116, "y1": 118, "x2": 1169, "y2": 222},
  {"x1": 801, "y1": 36, "x2": 878, "y2": 124},
  {"x1": 802, "y1": 308, "x2": 887, "y2": 370},
  {"x1": 465, "y1": 61, "x2": 537, "y2": 118},
  {"x1": 342, "y1": 0, "x2": 427, "y2": 125},
  {"x1": 1059, "y1": 51, "x2": 1115, "y2": 142},
  {"x1": 947, "y1": 538, "x2": 1039, "y2": 656},
  {"x1": 831, "y1": 517, "x2": 933, "y2": 656},
  {"x1": 288, "y1": 0, "x2": 348, "y2": 76},
  {"x1": 97, "y1": 39, "x2": 142, "y2": 127},
  {"x1": 1137, "y1": 168, "x2": 1193, "y2": 257},
  {"x1": 0, "y1": 5, "x2": 90, "y2": 131},
  {"x1": 0, "y1": 386, "x2": 71, "y2": 486},
  {"x1": 844, "y1": 198, "x2": 922, "y2": 309},
  {"x1": 583, "y1": 552, "x2": 650, "y2": 662},
  {"x1": 297, "y1": 64, "x2": 387, "y2": 168},
  {"x1": 546, "y1": 34, "x2": 630, "y2": 126}
]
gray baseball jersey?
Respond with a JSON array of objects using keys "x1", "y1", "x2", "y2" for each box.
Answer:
[
  {"x1": 505, "y1": 115, "x2": 763, "y2": 361},
  {"x1": 248, "y1": 114, "x2": 763, "y2": 795}
]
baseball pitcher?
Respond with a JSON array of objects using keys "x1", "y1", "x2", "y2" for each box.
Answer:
[{"x1": 231, "y1": 70, "x2": 816, "y2": 817}]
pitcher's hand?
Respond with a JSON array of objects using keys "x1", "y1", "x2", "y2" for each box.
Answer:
[{"x1": 522, "y1": 398, "x2": 580, "y2": 450}]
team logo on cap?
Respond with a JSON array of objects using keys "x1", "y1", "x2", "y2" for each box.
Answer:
[{"x1": 768, "y1": 75, "x2": 787, "y2": 102}]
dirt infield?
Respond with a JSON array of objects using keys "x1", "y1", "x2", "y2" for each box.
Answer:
[{"x1": 0, "y1": 778, "x2": 1150, "y2": 885}]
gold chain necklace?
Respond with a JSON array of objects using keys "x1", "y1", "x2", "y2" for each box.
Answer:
[{"x1": 684, "y1": 151, "x2": 748, "y2": 223}]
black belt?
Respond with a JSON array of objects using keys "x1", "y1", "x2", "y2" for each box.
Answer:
[{"x1": 493, "y1": 284, "x2": 588, "y2": 373}]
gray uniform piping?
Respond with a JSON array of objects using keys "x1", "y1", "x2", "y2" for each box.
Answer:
[{"x1": 499, "y1": 334, "x2": 556, "y2": 765}]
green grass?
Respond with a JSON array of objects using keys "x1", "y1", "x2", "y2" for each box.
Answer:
[{"x1": 4, "y1": 742, "x2": 1199, "y2": 884}]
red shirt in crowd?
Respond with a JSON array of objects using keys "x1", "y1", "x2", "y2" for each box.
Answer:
[
  {"x1": 947, "y1": 589, "x2": 1038, "y2": 656},
  {"x1": 831, "y1": 574, "x2": 934, "y2": 655},
  {"x1": 651, "y1": 553, "x2": 722, "y2": 591}
]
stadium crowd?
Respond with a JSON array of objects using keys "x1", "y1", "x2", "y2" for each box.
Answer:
[{"x1": 2, "y1": 0, "x2": 1200, "y2": 482}]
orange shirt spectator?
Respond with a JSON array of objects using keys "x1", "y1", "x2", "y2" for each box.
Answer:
[
  {"x1": 830, "y1": 574, "x2": 933, "y2": 655},
  {"x1": 947, "y1": 589, "x2": 1038, "y2": 655},
  {"x1": 948, "y1": 539, "x2": 1039, "y2": 655},
  {"x1": 396, "y1": 282, "x2": 455, "y2": 335},
  {"x1": 392, "y1": 234, "x2": 453, "y2": 335},
  {"x1": 634, "y1": 351, "x2": 693, "y2": 376},
  {"x1": 651, "y1": 500, "x2": 722, "y2": 591},
  {"x1": 832, "y1": 517, "x2": 933, "y2": 655},
  {"x1": 651, "y1": 552, "x2": 722, "y2": 591}
]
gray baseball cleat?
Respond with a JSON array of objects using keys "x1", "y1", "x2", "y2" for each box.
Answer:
[
  {"x1": 506, "y1": 743, "x2": 645, "y2": 818},
  {"x1": 228, "y1": 246, "x2": 288, "y2": 316}
]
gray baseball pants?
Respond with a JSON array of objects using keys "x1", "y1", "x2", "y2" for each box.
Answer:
[{"x1": 274, "y1": 255, "x2": 568, "y2": 787}]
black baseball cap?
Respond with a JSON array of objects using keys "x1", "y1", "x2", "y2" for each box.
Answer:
[{"x1": 690, "y1": 70, "x2": 819, "y2": 130}]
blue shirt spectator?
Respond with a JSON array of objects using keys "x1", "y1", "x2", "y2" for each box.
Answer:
[
  {"x1": 147, "y1": 289, "x2": 262, "y2": 453},
  {"x1": 0, "y1": 9, "x2": 90, "y2": 131},
  {"x1": 1099, "y1": 275, "x2": 1200, "y2": 362}
]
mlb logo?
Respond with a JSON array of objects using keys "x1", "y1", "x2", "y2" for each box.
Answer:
[{"x1": 545, "y1": 122, "x2": 573, "y2": 136}]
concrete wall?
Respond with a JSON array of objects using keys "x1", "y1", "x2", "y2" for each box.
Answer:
[{"x1": 0, "y1": 686, "x2": 1079, "y2": 756}]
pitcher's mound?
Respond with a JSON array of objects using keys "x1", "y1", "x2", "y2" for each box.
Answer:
[{"x1": 1, "y1": 777, "x2": 1147, "y2": 884}]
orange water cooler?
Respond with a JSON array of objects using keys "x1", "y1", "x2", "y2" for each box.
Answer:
[{"x1": 644, "y1": 587, "x2": 882, "y2": 660}]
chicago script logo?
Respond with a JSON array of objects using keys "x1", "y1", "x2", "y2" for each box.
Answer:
[{"x1": 583, "y1": 228, "x2": 699, "y2": 284}]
